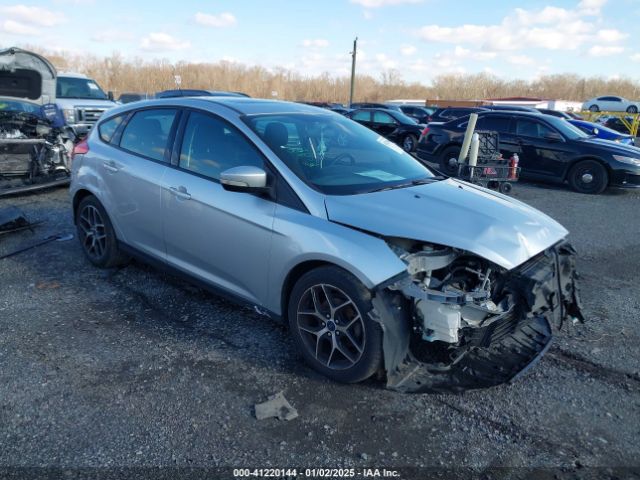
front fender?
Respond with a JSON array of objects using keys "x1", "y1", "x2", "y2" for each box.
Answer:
[{"x1": 265, "y1": 204, "x2": 406, "y2": 315}]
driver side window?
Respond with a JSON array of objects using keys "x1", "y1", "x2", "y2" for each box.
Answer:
[{"x1": 179, "y1": 111, "x2": 263, "y2": 181}]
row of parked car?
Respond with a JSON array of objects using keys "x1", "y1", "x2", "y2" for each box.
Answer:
[{"x1": 326, "y1": 102, "x2": 639, "y2": 194}]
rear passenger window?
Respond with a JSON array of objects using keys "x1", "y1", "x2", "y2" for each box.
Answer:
[
  {"x1": 119, "y1": 109, "x2": 177, "y2": 162},
  {"x1": 98, "y1": 115, "x2": 124, "y2": 143},
  {"x1": 351, "y1": 111, "x2": 370, "y2": 122},
  {"x1": 478, "y1": 116, "x2": 510, "y2": 133},
  {"x1": 179, "y1": 111, "x2": 263, "y2": 180}
]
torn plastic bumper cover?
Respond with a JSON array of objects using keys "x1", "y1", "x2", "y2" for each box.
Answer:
[{"x1": 370, "y1": 240, "x2": 583, "y2": 393}]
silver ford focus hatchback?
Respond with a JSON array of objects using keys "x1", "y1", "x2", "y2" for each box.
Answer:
[{"x1": 70, "y1": 97, "x2": 583, "y2": 392}]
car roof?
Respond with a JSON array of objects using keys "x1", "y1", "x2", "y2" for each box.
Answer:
[{"x1": 108, "y1": 97, "x2": 335, "y2": 117}]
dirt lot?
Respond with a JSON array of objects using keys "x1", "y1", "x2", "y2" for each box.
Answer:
[{"x1": 0, "y1": 182, "x2": 639, "y2": 477}]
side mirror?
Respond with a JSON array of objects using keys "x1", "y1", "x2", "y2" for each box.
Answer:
[
  {"x1": 220, "y1": 166, "x2": 268, "y2": 192},
  {"x1": 108, "y1": 91, "x2": 115, "y2": 101}
]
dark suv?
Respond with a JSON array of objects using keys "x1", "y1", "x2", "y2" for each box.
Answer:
[
  {"x1": 417, "y1": 111, "x2": 640, "y2": 194},
  {"x1": 429, "y1": 107, "x2": 489, "y2": 123},
  {"x1": 346, "y1": 108, "x2": 424, "y2": 152},
  {"x1": 399, "y1": 105, "x2": 435, "y2": 124}
]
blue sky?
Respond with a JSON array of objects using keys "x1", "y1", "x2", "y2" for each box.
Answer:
[{"x1": 0, "y1": 0, "x2": 638, "y2": 84}]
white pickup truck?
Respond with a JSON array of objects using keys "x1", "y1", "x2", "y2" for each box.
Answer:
[{"x1": 55, "y1": 72, "x2": 117, "y2": 137}]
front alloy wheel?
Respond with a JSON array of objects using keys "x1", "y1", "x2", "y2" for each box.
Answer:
[
  {"x1": 288, "y1": 266, "x2": 383, "y2": 383},
  {"x1": 296, "y1": 284, "x2": 366, "y2": 370}
]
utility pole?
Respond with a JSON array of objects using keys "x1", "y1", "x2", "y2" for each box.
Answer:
[{"x1": 349, "y1": 37, "x2": 357, "y2": 108}]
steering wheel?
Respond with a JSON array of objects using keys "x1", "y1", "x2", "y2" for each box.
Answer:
[{"x1": 325, "y1": 153, "x2": 356, "y2": 167}]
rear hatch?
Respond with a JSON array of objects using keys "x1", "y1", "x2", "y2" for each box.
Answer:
[{"x1": 0, "y1": 47, "x2": 57, "y2": 104}]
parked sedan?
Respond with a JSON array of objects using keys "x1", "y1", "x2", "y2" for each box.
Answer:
[
  {"x1": 582, "y1": 96, "x2": 640, "y2": 113},
  {"x1": 346, "y1": 108, "x2": 424, "y2": 152},
  {"x1": 69, "y1": 97, "x2": 582, "y2": 393},
  {"x1": 417, "y1": 111, "x2": 640, "y2": 194},
  {"x1": 568, "y1": 119, "x2": 635, "y2": 146}
]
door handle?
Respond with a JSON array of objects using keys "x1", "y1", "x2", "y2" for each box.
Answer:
[
  {"x1": 169, "y1": 186, "x2": 191, "y2": 200},
  {"x1": 103, "y1": 161, "x2": 119, "y2": 172}
]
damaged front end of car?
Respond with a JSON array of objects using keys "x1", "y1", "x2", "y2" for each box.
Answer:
[
  {"x1": 0, "y1": 109, "x2": 74, "y2": 197},
  {"x1": 0, "y1": 47, "x2": 74, "y2": 197},
  {"x1": 370, "y1": 238, "x2": 583, "y2": 393}
]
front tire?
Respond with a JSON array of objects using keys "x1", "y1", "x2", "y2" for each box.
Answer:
[
  {"x1": 402, "y1": 134, "x2": 417, "y2": 153},
  {"x1": 589, "y1": 105, "x2": 600, "y2": 112},
  {"x1": 288, "y1": 266, "x2": 383, "y2": 384},
  {"x1": 568, "y1": 160, "x2": 608, "y2": 194},
  {"x1": 76, "y1": 195, "x2": 128, "y2": 268}
]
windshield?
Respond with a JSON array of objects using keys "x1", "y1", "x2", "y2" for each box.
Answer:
[
  {"x1": 57, "y1": 77, "x2": 108, "y2": 100},
  {"x1": 0, "y1": 99, "x2": 42, "y2": 116},
  {"x1": 243, "y1": 113, "x2": 435, "y2": 195}
]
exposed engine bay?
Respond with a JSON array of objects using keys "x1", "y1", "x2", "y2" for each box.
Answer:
[
  {"x1": 371, "y1": 238, "x2": 583, "y2": 393},
  {"x1": 0, "y1": 110, "x2": 74, "y2": 197}
]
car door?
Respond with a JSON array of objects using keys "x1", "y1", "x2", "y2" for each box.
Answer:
[
  {"x1": 100, "y1": 107, "x2": 178, "y2": 259},
  {"x1": 513, "y1": 118, "x2": 574, "y2": 179},
  {"x1": 371, "y1": 110, "x2": 399, "y2": 140},
  {"x1": 161, "y1": 109, "x2": 275, "y2": 305}
]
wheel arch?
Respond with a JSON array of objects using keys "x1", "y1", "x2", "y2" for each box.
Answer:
[{"x1": 72, "y1": 188, "x2": 96, "y2": 222}]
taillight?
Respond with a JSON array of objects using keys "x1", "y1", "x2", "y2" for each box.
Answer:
[{"x1": 71, "y1": 140, "x2": 89, "y2": 160}]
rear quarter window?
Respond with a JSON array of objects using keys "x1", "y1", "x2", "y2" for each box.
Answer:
[
  {"x1": 119, "y1": 109, "x2": 177, "y2": 162},
  {"x1": 98, "y1": 115, "x2": 124, "y2": 143}
]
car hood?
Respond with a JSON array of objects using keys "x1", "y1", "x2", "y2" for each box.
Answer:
[
  {"x1": 0, "y1": 47, "x2": 57, "y2": 105},
  {"x1": 324, "y1": 178, "x2": 568, "y2": 270},
  {"x1": 581, "y1": 137, "x2": 640, "y2": 155}
]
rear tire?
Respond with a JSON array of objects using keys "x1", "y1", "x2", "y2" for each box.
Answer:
[
  {"x1": 287, "y1": 266, "x2": 383, "y2": 384},
  {"x1": 589, "y1": 105, "x2": 600, "y2": 112},
  {"x1": 626, "y1": 106, "x2": 638, "y2": 114},
  {"x1": 75, "y1": 195, "x2": 128, "y2": 268},
  {"x1": 568, "y1": 160, "x2": 608, "y2": 194},
  {"x1": 402, "y1": 134, "x2": 417, "y2": 153},
  {"x1": 438, "y1": 146, "x2": 461, "y2": 176}
]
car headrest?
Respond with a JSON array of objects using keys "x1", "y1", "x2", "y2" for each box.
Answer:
[{"x1": 264, "y1": 122, "x2": 288, "y2": 149}]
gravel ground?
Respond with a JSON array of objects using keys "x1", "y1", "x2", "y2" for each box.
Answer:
[{"x1": 0, "y1": 181, "x2": 639, "y2": 477}]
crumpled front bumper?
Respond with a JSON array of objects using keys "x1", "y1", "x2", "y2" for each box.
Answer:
[{"x1": 370, "y1": 240, "x2": 584, "y2": 393}]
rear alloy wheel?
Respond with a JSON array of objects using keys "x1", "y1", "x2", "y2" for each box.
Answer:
[
  {"x1": 589, "y1": 105, "x2": 600, "y2": 112},
  {"x1": 626, "y1": 106, "x2": 638, "y2": 114},
  {"x1": 438, "y1": 146, "x2": 461, "y2": 176},
  {"x1": 76, "y1": 195, "x2": 128, "y2": 268},
  {"x1": 568, "y1": 160, "x2": 608, "y2": 194},
  {"x1": 402, "y1": 134, "x2": 417, "y2": 153},
  {"x1": 288, "y1": 266, "x2": 382, "y2": 383}
]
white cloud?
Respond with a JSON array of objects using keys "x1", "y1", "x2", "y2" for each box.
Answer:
[
  {"x1": 417, "y1": 2, "x2": 613, "y2": 52},
  {"x1": 400, "y1": 44, "x2": 416, "y2": 56},
  {"x1": 375, "y1": 53, "x2": 397, "y2": 69},
  {"x1": 631, "y1": 53, "x2": 640, "y2": 62},
  {"x1": 302, "y1": 38, "x2": 329, "y2": 48},
  {"x1": 588, "y1": 45, "x2": 624, "y2": 56},
  {"x1": 194, "y1": 12, "x2": 237, "y2": 28},
  {"x1": 578, "y1": 0, "x2": 607, "y2": 15},
  {"x1": 363, "y1": 10, "x2": 373, "y2": 19},
  {"x1": 1, "y1": 19, "x2": 40, "y2": 36},
  {"x1": 350, "y1": 0, "x2": 423, "y2": 7},
  {"x1": 140, "y1": 32, "x2": 190, "y2": 52},
  {"x1": 595, "y1": 29, "x2": 627, "y2": 43},
  {"x1": 0, "y1": 5, "x2": 66, "y2": 27}
]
